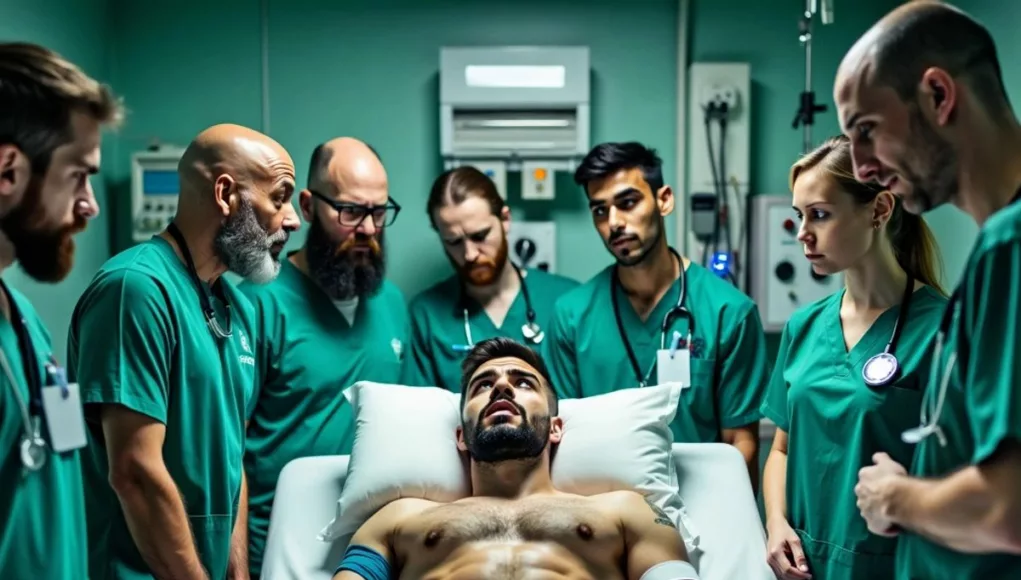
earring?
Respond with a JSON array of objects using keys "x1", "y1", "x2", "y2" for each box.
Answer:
[{"x1": 873, "y1": 220, "x2": 881, "y2": 230}]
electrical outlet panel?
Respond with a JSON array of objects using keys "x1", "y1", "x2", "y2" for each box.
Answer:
[
  {"x1": 521, "y1": 161, "x2": 555, "y2": 200},
  {"x1": 749, "y1": 194, "x2": 843, "y2": 333},
  {"x1": 470, "y1": 161, "x2": 508, "y2": 198}
]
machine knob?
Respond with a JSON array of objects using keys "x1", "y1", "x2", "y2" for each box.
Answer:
[
  {"x1": 783, "y1": 218, "x2": 796, "y2": 234},
  {"x1": 775, "y1": 260, "x2": 795, "y2": 282}
]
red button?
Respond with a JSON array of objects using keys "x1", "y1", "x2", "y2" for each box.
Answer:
[{"x1": 783, "y1": 218, "x2": 795, "y2": 232}]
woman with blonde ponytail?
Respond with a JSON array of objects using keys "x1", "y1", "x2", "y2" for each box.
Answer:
[{"x1": 760, "y1": 135, "x2": 948, "y2": 580}]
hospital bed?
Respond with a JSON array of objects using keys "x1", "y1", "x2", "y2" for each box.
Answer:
[{"x1": 260, "y1": 443, "x2": 775, "y2": 580}]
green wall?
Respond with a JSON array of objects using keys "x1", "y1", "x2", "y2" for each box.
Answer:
[
  {"x1": 0, "y1": 0, "x2": 113, "y2": 359},
  {"x1": 13, "y1": 0, "x2": 1004, "y2": 359}
]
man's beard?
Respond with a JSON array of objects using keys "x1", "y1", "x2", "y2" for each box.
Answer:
[
  {"x1": 608, "y1": 217, "x2": 663, "y2": 268},
  {"x1": 462, "y1": 399, "x2": 550, "y2": 464},
  {"x1": 455, "y1": 230, "x2": 508, "y2": 287},
  {"x1": 305, "y1": 215, "x2": 385, "y2": 301},
  {"x1": 0, "y1": 177, "x2": 85, "y2": 283},
  {"x1": 898, "y1": 107, "x2": 959, "y2": 214},
  {"x1": 213, "y1": 194, "x2": 288, "y2": 284}
]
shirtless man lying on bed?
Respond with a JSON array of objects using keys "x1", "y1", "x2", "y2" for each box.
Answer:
[{"x1": 333, "y1": 337, "x2": 697, "y2": 580}]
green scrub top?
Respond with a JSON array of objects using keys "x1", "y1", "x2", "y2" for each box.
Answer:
[
  {"x1": 761, "y1": 285, "x2": 946, "y2": 580},
  {"x1": 543, "y1": 262, "x2": 769, "y2": 442},
  {"x1": 239, "y1": 258, "x2": 410, "y2": 576},
  {"x1": 407, "y1": 267, "x2": 579, "y2": 392},
  {"x1": 896, "y1": 200, "x2": 1021, "y2": 580},
  {"x1": 68, "y1": 237, "x2": 257, "y2": 580},
  {"x1": 0, "y1": 286, "x2": 88, "y2": 579}
]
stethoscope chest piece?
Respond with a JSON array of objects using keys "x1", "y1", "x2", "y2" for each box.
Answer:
[
  {"x1": 20, "y1": 432, "x2": 47, "y2": 472},
  {"x1": 863, "y1": 352, "x2": 899, "y2": 387},
  {"x1": 521, "y1": 321, "x2": 545, "y2": 345}
]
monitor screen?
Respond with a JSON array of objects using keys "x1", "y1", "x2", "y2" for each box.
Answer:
[{"x1": 143, "y1": 169, "x2": 179, "y2": 195}]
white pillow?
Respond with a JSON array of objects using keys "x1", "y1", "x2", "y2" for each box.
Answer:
[{"x1": 318, "y1": 381, "x2": 696, "y2": 549}]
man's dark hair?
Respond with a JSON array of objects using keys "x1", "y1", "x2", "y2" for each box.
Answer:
[
  {"x1": 0, "y1": 42, "x2": 123, "y2": 175},
  {"x1": 870, "y1": 3, "x2": 1010, "y2": 114},
  {"x1": 459, "y1": 337, "x2": 558, "y2": 416},
  {"x1": 573, "y1": 141, "x2": 664, "y2": 195}
]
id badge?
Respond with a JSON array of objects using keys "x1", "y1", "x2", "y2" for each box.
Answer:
[
  {"x1": 41, "y1": 383, "x2": 88, "y2": 453},
  {"x1": 657, "y1": 348, "x2": 691, "y2": 388}
]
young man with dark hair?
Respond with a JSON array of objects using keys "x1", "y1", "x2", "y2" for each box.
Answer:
[
  {"x1": 543, "y1": 141, "x2": 769, "y2": 491},
  {"x1": 407, "y1": 166, "x2": 578, "y2": 392},
  {"x1": 334, "y1": 336, "x2": 698, "y2": 580},
  {"x1": 0, "y1": 41, "x2": 122, "y2": 579},
  {"x1": 837, "y1": 2, "x2": 1021, "y2": 578}
]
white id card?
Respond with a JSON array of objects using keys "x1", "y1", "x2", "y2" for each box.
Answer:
[
  {"x1": 41, "y1": 383, "x2": 88, "y2": 453},
  {"x1": 657, "y1": 348, "x2": 692, "y2": 388}
]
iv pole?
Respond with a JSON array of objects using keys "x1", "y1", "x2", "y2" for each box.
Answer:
[{"x1": 792, "y1": 0, "x2": 834, "y2": 153}]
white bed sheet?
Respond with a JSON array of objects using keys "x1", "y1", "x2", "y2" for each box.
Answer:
[{"x1": 260, "y1": 443, "x2": 774, "y2": 580}]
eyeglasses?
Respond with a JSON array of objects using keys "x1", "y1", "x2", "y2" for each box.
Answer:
[
  {"x1": 308, "y1": 189, "x2": 401, "y2": 228},
  {"x1": 308, "y1": 188, "x2": 400, "y2": 227},
  {"x1": 309, "y1": 189, "x2": 401, "y2": 228}
]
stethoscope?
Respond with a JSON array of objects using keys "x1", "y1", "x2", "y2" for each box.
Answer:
[
  {"x1": 861, "y1": 274, "x2": 915, "y2": 388},
  {"x1": 167, "y1": 223, "x2": 233, "y2": 339},
  {"x1": 0, "y1": 280, "x2": 63, "y2": 473},
  {"x1": 901, "y1": 289, "x2": 959, "y2": 447},
  {"x1": 611, "y1": 247, "x2": 693, "y2": 388},
  {"x1": 461, "y1": 263, "x2": 543, "y2": 348},
  {"x1": 900, "y1": 186, "x2": 1021, "y2": 446}
]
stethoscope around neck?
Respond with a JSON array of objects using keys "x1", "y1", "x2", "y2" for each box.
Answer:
[
  {"x1": 462, "y1": 263, "x2": 543, "y2": 348},
  {"x1": 900, "y1": 289, "x2": 959, "y2": 448},
  {"x1": 861, "y1": 274, "x2": 915, "y2": 388},
  {"x1": 0, "y1": 280, "x2": 60, "y2": 474},
  {"x1": 167, "y1": 222, "x2": 233, "y2": 339},
  {"x1": 611, "y1": 247, "x2": 693, "y2": 388}
]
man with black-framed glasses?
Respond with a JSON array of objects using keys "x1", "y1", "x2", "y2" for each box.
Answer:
[{"x1": 238, "y1": 136, "x2": 411, "y2": 578}]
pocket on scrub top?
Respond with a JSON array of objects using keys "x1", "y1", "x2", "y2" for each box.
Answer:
[
  {"x1": 684, "y1": 359, "x2": 717, "y2": 424},
  {"x1": 188, "y1": 513, "x2": 234, "y2": 578}
]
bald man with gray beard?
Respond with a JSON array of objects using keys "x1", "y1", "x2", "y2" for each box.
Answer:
[
  {"x1": 239, "y1": 136, "x2": 411, "y2": 578},
  {"x1": 68, "y1": 123, "x2": 300, "y2": 580}
]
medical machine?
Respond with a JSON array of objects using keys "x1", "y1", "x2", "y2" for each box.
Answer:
[
  {"x1": 792, "y1": 0, "x2": 835, "y2": 153},
  {"x1": 439, "y1": 46, "x2": 591, "y2": 200},
  {"x1": 687, "y1": 62, "x2": 750, "y2": 288},
  {"x1": 130, "y1": 148, "x2": 184, "y2": 243},
  {"x1": 749, "y1": 194, "x2": 842, "y2": 333}
]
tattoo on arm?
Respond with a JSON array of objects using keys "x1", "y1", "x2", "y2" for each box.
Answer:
[{"x1": 644, "y1": 496, "x2": 674, "y2": 527}]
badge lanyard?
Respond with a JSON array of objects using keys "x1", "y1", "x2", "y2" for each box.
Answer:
[
  {"x1": 461, "y1": 264, "x2": 543, "y2": 349},
  {"x1": 611, "y1": 248, "x2": 694, "y2": 388},
  {"x1": 862, "y1": 275, "x2": 915, "y2": 387},
  {"x1": 0, "y1": 280, "x2": 49, "y2": 472},
  {"x1": 167, "y1": 223, "x2": 232, "y2": 339}
]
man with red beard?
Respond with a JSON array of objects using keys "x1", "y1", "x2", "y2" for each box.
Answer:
[
  {"x1": 0, "y1": 42, "x2": 122, "y2": 580},
  {"x1": 406, "y1": 166, "x2": 579, "y2": 392},
  {"x1": 238, "y1": 136, "x2": 410, "y2": 578}
]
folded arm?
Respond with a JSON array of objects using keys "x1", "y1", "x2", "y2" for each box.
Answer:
[
  {"x1": 884, "y1": 440, "x2": 1021, "y2": 554},
  {"x1": 102, "y1": 404, "x2": 209, "y2": 580},
  {"x1": 622, "y1": 492, "x2": 692, "y2": 580}
]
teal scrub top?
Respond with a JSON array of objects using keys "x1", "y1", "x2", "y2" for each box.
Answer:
[
  {"x1": 543, "y1": 262, "x2": 769, "y2": 442},
  {"x1": 761, "y1": 285, "x2": 946, "y2": 580},
  {"x1": 68, "y1": 237, "x2": 257, "y2": 580},
  {"x1": 407, "y1": 267, "x2": 579, "y2": 392},
  {"x1": 896, "y1": 200, "x2": 1021, "y2": 580},
  {"x1": 0, "y1": 286, "x2": 88, "y2": 579},
  {"x1": 239, "y1": 258, "x2": 410, "y2": 576}
]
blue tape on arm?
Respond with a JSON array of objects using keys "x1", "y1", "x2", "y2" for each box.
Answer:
[{"x1": 335, "y1": 545, "x2": 391, "y2": 580}]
